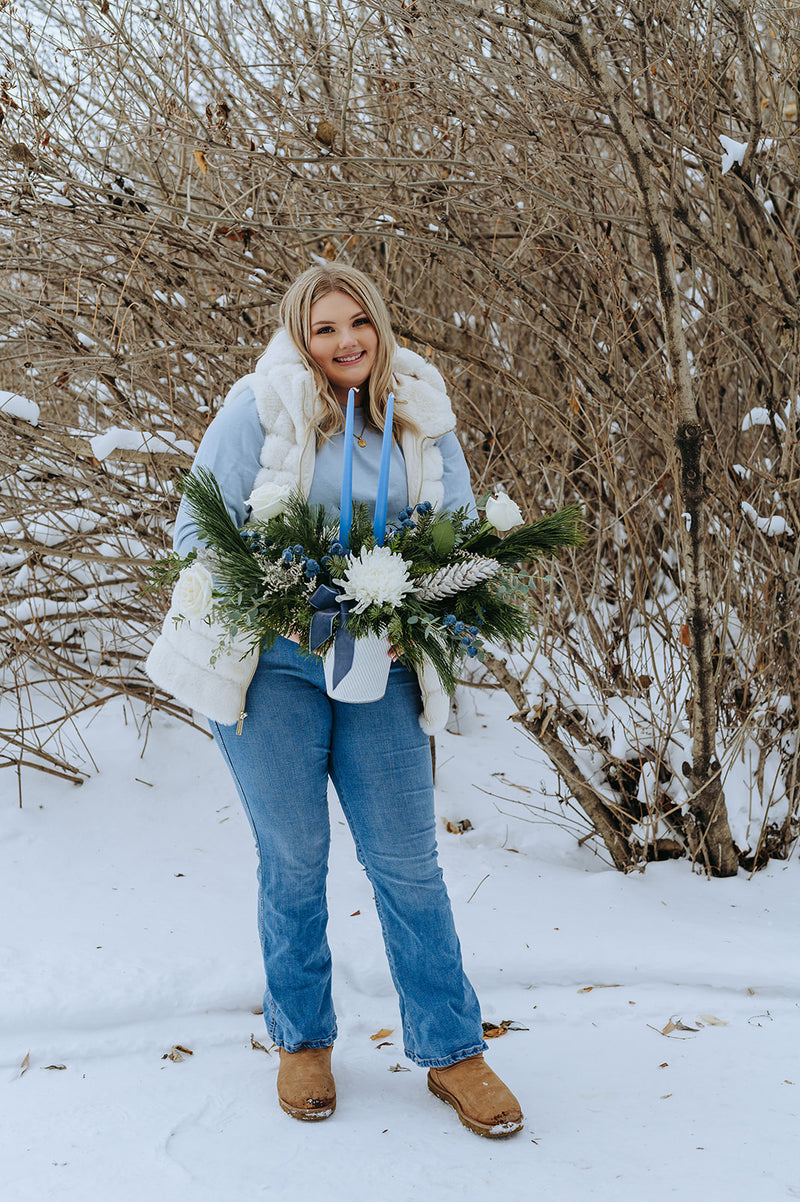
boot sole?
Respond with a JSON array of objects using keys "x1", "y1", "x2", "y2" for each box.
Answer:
[
  {"x1": 427, "y1": 1073, "x2": 524, "y2": 1138},
  {"x1": 278, "y1": 1095, "x2": 336, "y2": 1121}
]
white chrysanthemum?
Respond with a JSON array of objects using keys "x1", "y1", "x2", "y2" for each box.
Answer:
[{"x1": 334, "y1": 545, "x2": 415, "y2": 614}]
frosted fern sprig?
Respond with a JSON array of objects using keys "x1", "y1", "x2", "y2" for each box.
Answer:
[{"x1": 414, "y1": 555, "x2": 501, "y2": 600}]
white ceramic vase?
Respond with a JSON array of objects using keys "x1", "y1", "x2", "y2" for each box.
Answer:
[{"x1": 323, "y1": 631, "x2": 392, "y2": 703}]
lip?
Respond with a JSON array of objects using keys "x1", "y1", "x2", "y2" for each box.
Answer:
[{"x1": 334, "y1": 350, "x2": 366, "y2": 364}]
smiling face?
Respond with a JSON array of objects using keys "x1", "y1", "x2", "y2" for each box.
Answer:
[{"x1": 307, "y1": 290, "x2": 379, "y2": 406}]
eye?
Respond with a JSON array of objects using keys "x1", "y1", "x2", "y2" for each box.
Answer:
[
  {"x1": 353, "y1": 317, "x2": 371, "y2": 327},
  {"x1": 313, "y1": 325, "x2": 334, "y2": 335}
]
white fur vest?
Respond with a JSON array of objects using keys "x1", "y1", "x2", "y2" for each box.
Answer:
[{"x1": 146, "y1": 332, "x2": 456, "y2": 734}]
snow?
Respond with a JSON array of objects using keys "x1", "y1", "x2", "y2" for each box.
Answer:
[
  {"x1": 741, "y1": 501, "x2": 794, "y2": 538},
  {"x1": 0, "y1": 508, "x2": 103, "y2": 547},
  {"x1": 1, "y1": 687, "x2": 797, "y2": 1201},
  {"x1": 719, "y1": 136, "x2": 747, "y2": 174},
  {"x1": 0, "y1": 391, "x2": 40, "y2": 426},
  {"x1": 719, "y1": 136, "x2": 776, "y2": 175},
  {"x1": 742, "y1": 407, "x2": 786, "y2": 433},
  {"x1": 90, "y1": 427, "x2": 195, "y2": 460}
]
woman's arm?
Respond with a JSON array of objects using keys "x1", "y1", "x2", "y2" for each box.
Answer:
[
  {"x1": 438, "y1": 430, "x2": 478, "y2": 517},
  {"x1": 173, "y1": 389, "x2": 264, "y2": 556}
]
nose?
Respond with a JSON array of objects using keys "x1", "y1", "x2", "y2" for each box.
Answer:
[{"x1": 338, "y1": 327, "x2": 357, "y2": 348}]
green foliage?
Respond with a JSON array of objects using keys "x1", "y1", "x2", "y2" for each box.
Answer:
[{"x1": 151, "y1": 471, "x2": 585, "y2": 693}]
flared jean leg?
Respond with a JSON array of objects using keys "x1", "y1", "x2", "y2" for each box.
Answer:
[
  {"x1": 330, "y1": 663, "x2": 487, "y2": 1069},
  {"x1": 211, "y1": 638, "x2": 486, "y2": 1067},
  {"x1": 210, "y1": 639, "x2": 338, "y2": 1051}
]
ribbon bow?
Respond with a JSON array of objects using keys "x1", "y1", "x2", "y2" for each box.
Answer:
[{"x1": 309, "y1": 583, "x2": 355, "y2": 689}]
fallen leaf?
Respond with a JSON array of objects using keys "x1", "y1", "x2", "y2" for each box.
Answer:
[
  {"x1": 164, "y1": 1044, "x2": 194, "y2": 1062},
  {"x1": 193, "y1": 149, "x2": 208, "y2": 176},
  {"x1": 481, "y1": 1019, "x2": 529, "y2": 1038},
  {"x1": 388, "y1": 1064, "x2": 411, "y2": 1072},
  {"x1": 350, "y1": 910, "x2": 361, "y2": 917},
  {"x1": 698, "y1": 1014, "x2": 728, "y2": 1026},
  {"x1": 660, "y1": 1093, "x2": 673, "y2": 1099},
  {"x1": 18, "y1": 1051, "x2": 31, "y2": 1078},
  {"x1": 376, "y1": 1041, "x2": 394, "y2": 1049},
  {"x1": 370, "y1": 1028, "x2": 394, "y2": 1041},
  {"x1": 661, "y1": 1020, "x2": 677, "y2": 1036},
  {"x1": 659, "y1": 1062, "x2": 669, "y2": 1069},
  {"x1": 444, "y1": 818, "x2": 473, "y2": 834},
  {"x1": 674, "y1": 1020, "x2": 699, "y2": 1032},
  {"x1": 250, "y1": 1034, "x2": 273, "y2": 1054},
  {"x1": 41, "y1": 1064, "x2": 67, "y2": 1071},
  {"x1": 578, "y1": 984, "x2": 621, "y2": 993}
]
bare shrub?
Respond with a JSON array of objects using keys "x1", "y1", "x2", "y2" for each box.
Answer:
[{"x1": 1, "y1": 1, "x2": 797, "y2": 869}]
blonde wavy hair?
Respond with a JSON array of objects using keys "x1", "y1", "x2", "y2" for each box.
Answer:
[{"x1": 278, "y1": 264, "x2": 418, "y2": 442}]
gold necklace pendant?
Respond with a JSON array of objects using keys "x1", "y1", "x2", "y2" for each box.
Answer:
[{"x1": 355, "y1": 418, "x2": 368, "y2": 447}]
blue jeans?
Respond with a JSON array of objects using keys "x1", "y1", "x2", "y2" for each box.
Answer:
[{"x1": 210, "y1": 636, "x2": 486, "y2": 1068}]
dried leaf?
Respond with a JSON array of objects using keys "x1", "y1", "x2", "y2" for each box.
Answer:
[
  {"x1": 250, "y1": 1034, "x2": 273, "y2": 1054},
  {"x1": 164, "y1": 1044, "x2": 194, "y2": 1062},
  {"x1": 388, "y1": 1063, "x2": 410, "y2": 1072},
  {"x1": 370, "y1": 1028, "x2": 394, "y2": 1041},
  {"x1": 444, "y1": 818, "x2": 473, "y2": 834},
  {"x1": 680, "y1": 623, "x2": 691, "y2": 647},
  {"x1": 315, "y1": 119, "x2": 337, "y2": 146},
  {"x1": 698, "y1": 1014, "x2": 728, "y2": 1026},
  {"x1": 375, "y1": 1041, "x2": 394, "y2": 1049},
  {"x1": 674, "y1": 1020, "x2": 699, "y2": 1032},
  {"x1": 350, "y1": 910, "x2": 361, "y2": 916},
  {"x1": 659, "y1": 1062, "x2": 669, "y2": 1069},
  {"x1": 18, "y1": 1051, "x2": 31, "y2": 1078},
  {"x1": 193, "y1": 149, "x2": 208, "y2": 176},
  {"x1": 661, "y1": 1020, "x2": 677, "y2": 1036},
  {"x1": 42, "y1": 1064, "x2": 67, "y2": 1070},
  {"x1": 481, "y1": 1019, "x2": 528, "y2": 1037},
  {"x1": 578, "y1": 984, "x2": 621, "y2": 993}
]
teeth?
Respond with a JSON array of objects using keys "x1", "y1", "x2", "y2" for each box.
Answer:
[{"x1": 335, "y1": 352, "x2": 363, "y2": 363}]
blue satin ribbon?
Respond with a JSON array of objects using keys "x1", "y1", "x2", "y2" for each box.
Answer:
[{"x1": 309, "y1": 583, "x2": 355, "y2": 688}]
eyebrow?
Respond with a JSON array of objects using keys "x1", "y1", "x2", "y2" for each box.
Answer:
[{"x1": 310, "y1": 309, "x2": 368, "y2": 330}]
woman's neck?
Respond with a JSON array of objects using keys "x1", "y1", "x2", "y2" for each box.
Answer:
[{"x1": 333, "y1": 383, "x2": 365, "y2": 409}]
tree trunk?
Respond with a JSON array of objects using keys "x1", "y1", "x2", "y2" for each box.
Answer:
[{"x1": 562, "y1": 17, "x2": 739, "y2": 875}]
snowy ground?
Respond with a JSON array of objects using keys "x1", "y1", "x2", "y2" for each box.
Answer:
[{"x1": 1, "y1": 684, "x2": 798, "y2": 1202}]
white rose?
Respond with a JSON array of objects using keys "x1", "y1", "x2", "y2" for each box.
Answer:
[
  {"x1": 247, "y1": 481, "x2": 292, "y2": 521},
  {"x1": 171, "y1": 562, "x2": 214, "y2": 620},
  {"x1": 485, "y1": 492, "x2": 523, "y2": 532}
]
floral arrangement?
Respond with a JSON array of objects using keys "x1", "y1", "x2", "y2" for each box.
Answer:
[{"x1": 152, "y1": 468, "x2": 585, "y2": 696}]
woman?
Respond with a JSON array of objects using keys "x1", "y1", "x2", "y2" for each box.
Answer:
[{"x1": 147, "y1": 265, "x2": 523, "y2": 1138}]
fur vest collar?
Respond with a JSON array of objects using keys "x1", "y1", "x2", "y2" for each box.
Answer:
[
  {"x1": 221, "y1": 331, "x2": 456, "y2": 509},
  {"x1": 146, "y1": 334, "x2": 454, "y2": 734}
]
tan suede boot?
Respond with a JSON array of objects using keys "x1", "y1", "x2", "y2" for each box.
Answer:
[
  {"x1": 427, "y1": 1054, "x2": 524, "y2": 1138},
  {"x1": 277, "y1": 1046, "x2": 336, "y2": 1121}
]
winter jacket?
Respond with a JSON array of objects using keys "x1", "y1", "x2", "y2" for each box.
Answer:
[{"x1": 146, "y1": 331, "x2": 468, "y2": 733}]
